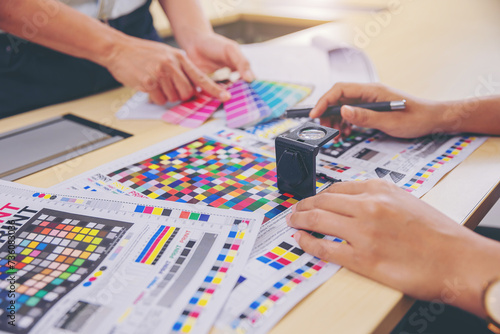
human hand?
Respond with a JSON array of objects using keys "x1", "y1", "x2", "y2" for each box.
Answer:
[
  {"x1": 286, "y1": 179, "x2": 500, "y2": 318},
  {"x1": 104, "y1": 35, "x2": 230, "y2": 105},
  {"x1": 310, "y1": 83, "x2": 445, "y2": 139},
  {"x1": 184, "y1": 32, "x2": 255, "y2": 82}
]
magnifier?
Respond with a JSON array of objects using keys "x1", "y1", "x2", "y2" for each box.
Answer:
[{"x1": 275, "y1": 122, "x2": 339, "y2": 199}]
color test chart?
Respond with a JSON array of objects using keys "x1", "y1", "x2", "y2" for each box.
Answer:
[
  {"x1": 0, "y1": 208, "x2": 130, "y2": 333},
  {"x1": 52, "y1": 122, "x2": 487, "y2": 333},
  {"x1": 239, "y1": 121, "x2": 486, "y2": 199},
  {"x1": 215, "y1": 229, "x2": 342, "y2": 334},
  {"x1": 0, "y1": 181, "x2": 262, "y2": 334},
  {"x1": 56, "y1": 123, "x2": 330, "y2": 224}
]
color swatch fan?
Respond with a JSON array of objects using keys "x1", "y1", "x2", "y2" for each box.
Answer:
[
  {"x1": 224, "y1": 80, "x2": 312, "y2": 128},
  {"x1": 161, "y1": 80, "x2": 312, "y2": 129}
]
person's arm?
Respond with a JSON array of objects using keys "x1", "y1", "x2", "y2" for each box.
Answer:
[
  {"x1": 286, "y1": 179, "x2": 500, "y2": 318},
  {"x1": 0, "y1": 0, "x2": 229, "y2": 104},
  {"x1": 0, "y1": 0, "x2": 122, "y2": 69},
  {"x1": 159, "y1": 0, "x2": 254, "y2": 82},
  {"x1": 310, "y1": 83, "x2": 500, "y2": 138}
]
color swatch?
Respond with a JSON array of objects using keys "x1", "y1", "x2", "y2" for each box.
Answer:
[
  {"x1": 249, "y1": 80, "x2": 312, "y2": 122},
  {"x1": 224, "y1": 80, "x2": 272, "y2": 128},
  {"x1": 318, "y1": 160, "x2": 351, "y2": 174},
  {"x1": 179, "y1": 98, "x2": 222, "y2": 128},
  {"x1": 136, "y1": 226, "x2": 179, "y2": 265},
  {"x1": 231, "y1": 257, "x2": 328, "y2": 330},
  {"x1": 162, "y1": 93, "x2": 215, "y2": 124},
  {"x1": 0, "y1": 209, "x2": 130, "y2": 333},
  {"x1": 160, "y1": 80, "x2": 311, "y2": 129},
  {"x1": 320, "y1": 128, "x2": 378, "y2": 158},
  {"x1": 256, "y1": 242, "x2": 304, "y2": 270},
  {"x1": 243, "y1": 118, "x2": 304, "y2": 140},
  {"x1": 172, "y1": 219, "x2": 248, "y2": 333},
  {"x1": 106, "y1": 137, "x2": 322, "y2": 222}
]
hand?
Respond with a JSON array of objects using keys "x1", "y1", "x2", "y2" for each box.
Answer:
[
  {"x1": 310, "y1": 83, "x2": 445, "y2": 139},
  {"x1": 104, "y1": 35, "x2": 231, "y2": 105},
  {"x1": 184, "y1": 32, "x2": 255, "y2": 82},
  {"x1": 286, "y1": 179, "x2": 500, "y2": 318}
]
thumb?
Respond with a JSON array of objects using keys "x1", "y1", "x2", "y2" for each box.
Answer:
[{"x1": 341, "y1": 105, "x2": 385, "y2": 128}]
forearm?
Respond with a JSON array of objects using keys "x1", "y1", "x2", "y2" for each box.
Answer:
[
  {"x1": 440, "y1": 96, "x2": 500, "y2": 135},
  {"x1": 159, "y1": 0, "x2": 213, "y2": 50},
  {"x1": 0, "y1": 0, "x2": 128, "y2": 67}
]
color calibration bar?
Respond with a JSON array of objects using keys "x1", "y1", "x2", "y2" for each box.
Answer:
[
  {"x1": 172, "y1": 220, "x2": 248, "y2": 333},
  {"x1": 402, "y1": 136, "x2": 476, "y2": 192},
  {"x1": 256, "y1": 242, "x2": 304, "y2": 270},
  {"x1": 230, "y1": 257, "x2": 327, "y2": 332},
  {"x1": 136, "y1": 226, "x2": 179, "y2": 265}
]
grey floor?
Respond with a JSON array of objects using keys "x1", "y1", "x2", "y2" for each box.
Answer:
[{"x1": 478, "y1": 198, "x2": 500, "y2": 228}]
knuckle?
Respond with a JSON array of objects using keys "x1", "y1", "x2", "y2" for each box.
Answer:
[
  {"x1": 305, "y1": 209, "x2": 322, "y2": 230},
  {"x1": 363, "y1": 199, "x2": 385, "y2": 219},
  {"x1": 141, "y1": 76, "x2": 157, "y2": 91},
  {"x1": 312, "y1": 242, "x2": 329, "y2": 260}
]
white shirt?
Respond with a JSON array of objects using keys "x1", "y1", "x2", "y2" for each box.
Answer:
[
  {"x1": 66, "y1": 0, "x2": 148, "y2": 20},
  {"x1": 0, "y1": 0, "x2": 148, "y2": 34}
]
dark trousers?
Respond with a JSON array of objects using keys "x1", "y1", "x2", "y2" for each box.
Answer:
[
  {"x1": 0, "y1": 0, "x2": 162, "y2": 118},
  {"x1": 391, "y1": 226, "x2": 499, "y2": 334}
]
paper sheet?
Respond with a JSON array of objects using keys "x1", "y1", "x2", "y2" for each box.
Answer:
[
  {"x1": 0, "y1": 180, "x2": 262, "y2": 334},
  {"x1": 51, "y1": 122, "x2": 344, "y2": 333},
  {"x1": 50, "y1": 119, "x2": 486, "y2": 333},
  {"x1": 241, "y1": 119, "x2": 488, "y2": 198}
]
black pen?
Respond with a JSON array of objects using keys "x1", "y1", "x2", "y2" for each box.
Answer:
[{"x1": 285, "y1": 100, "x2": 406, "y2": 118}]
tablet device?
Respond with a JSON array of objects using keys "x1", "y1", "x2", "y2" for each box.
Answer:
[{"x1": 0, "y1": 114, "x2": 132, "y2": 181}]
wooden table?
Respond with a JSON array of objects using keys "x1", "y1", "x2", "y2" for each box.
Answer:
[{"x1": 2, "y1": 0, "x2": 500, "y2": 332}]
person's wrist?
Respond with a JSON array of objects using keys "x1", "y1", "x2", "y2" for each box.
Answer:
[
  {"x1": 176, "y1": 29, "x2": 214, "y2": 55},
  {"x1": 93, "y1": 29, "x2": 130, "y2": 69},
  {"x1": 434, "y1": 100, "x2": 469, "y2": 134},
  {"x1": 447, "y1": 234, "x2": 500, "y2": 318}
]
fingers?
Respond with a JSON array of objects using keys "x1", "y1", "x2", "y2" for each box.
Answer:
[
  {"x1": 159, "y1": 77, "x2": 180, "y2": 102},
  {"x1": 310, "y1": 83, "x2": 369, "y2": 118},
  {"x1": 287, "y1": 209, "x2": 357, "y2": 241},
  {"x1": 341, "y1": 105, "x2": 402, "y2": 131},
  {"x1": 310, "y1": 82, "x2": 398, "y2": 119},
  {"x1": 225, "y1": 43, "x2": 255, "y2": 82},
  {"x1": 294, "y1": 192, "x2": 362, "y2": 217},
  {"x1": 148, "y1": 88, "x2": 167, "y2": 105},
  {"x1": 294, "y1": 231, "x2": 353, "y2": 266},
  {"x1": 180, "y1": 57, "x2": 231, "y2": 101}
]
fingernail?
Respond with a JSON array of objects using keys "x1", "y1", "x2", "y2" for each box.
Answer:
[
  {"x1": 220, "y1": 91, "x2": 231, "y2": 101},
  {"x1": 342, "y1": 105, "x2": 354, "y2": 118},
  {"x1": 291, "y1": 205, "x2": 296, "y2": 213},
  {"x1": 294, "y1": 232, "x2": 301, "y2": 243},
  {"x1": 244, "y1": 70, "x2": 255, "y2": 82},
  {"x1": 285, "y1": 214, "x2": 291, "y2": 225}
]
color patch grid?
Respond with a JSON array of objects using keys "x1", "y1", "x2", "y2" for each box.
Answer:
[
  {"x1": 172, "y1": 219, "x2": 248, "y2": 333},
  {"x1": 231, "y1": 257, "x2": 328, "y2": 331},
  {"x1": 0, "y1": 209, "x2": 130, "y2": 333},
  {"x1": 136, "y1": 226, "x2": 179, "y2": 265},
  {"x1": 107, "y1": 137, "x2": 326, "y2": 223},
  {"x1": 402, "y1": 136, "x2": 476, "y2": 192},
  {"x1": 318, "y1": 160, "x2": 351, "y2": 174},
  {"x1": 320, "y1": 128, "x2": 379, "y2": 158},
  {"x1": 256, "y1": 242, "x2": 304, "y2": 270}
]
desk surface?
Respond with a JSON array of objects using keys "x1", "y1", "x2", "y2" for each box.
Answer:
[{"x1": 2, "y1": 0, "x2": 500, "y2": 333}]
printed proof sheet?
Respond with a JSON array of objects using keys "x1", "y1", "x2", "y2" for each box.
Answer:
[
  {"x1": 53, "y1": 120, "x2": 486, "y2": 333},
  {"x1": 0, "y1": 181, "x2": 262, "y2": 334}
]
